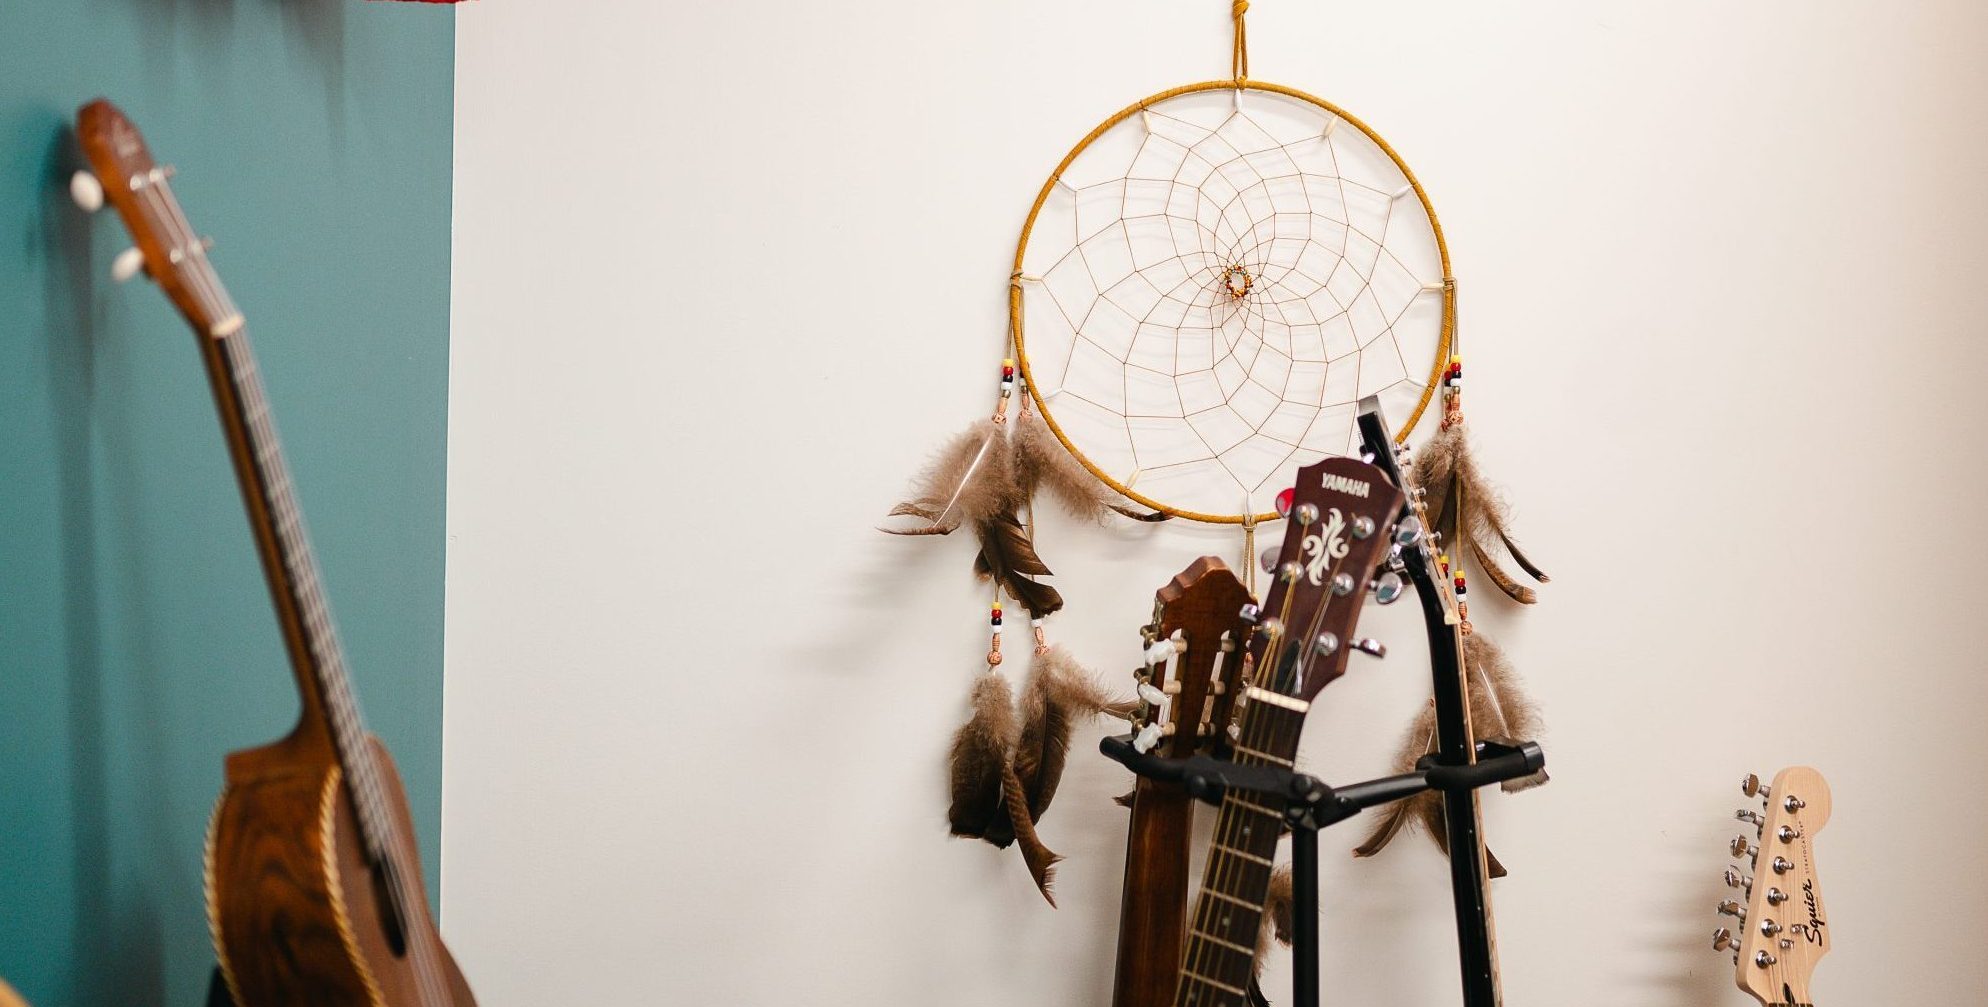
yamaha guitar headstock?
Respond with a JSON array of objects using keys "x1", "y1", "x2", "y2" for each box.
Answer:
[
  {"x1": 1715, "y1": 766, "x2": 1832, "y2": 1006},
  {"x1": 1249, "y1": 455, "x2": 1408, "y2": 702},
  {"x1": 1130, "y1": 557, "x2": 1255, "y2": 758}
]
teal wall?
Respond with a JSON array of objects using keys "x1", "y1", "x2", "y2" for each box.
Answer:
[{"x1": 0, "y1": 3, "x2": 454, "y2": 1004}]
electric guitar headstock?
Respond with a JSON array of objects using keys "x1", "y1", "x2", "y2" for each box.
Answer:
[
  {"x1": 71, "y1": 98, "x2": 238, "y2": 338},
  {"x1": 1130, "y1": 557, "x2": 1255, "y2": 758},
  {"x1": 1715, "y1": 766, "x2": 1832, "y2": 1006},
  {"x1": 1355, "y1": 397, "x2": 1454, "y2": 625},
  {"x1": 1250, "y1": 454, "x2": 1407, "y2": 702}
]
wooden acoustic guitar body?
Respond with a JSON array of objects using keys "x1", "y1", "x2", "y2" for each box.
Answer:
[{"x1": 206, "y1": 735, "x2": 473, "y2": 1007}]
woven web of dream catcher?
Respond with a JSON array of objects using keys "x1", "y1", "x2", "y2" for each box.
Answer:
[{"x1": 1015, "y1": 86, "x2": 1449, "y2": 523}]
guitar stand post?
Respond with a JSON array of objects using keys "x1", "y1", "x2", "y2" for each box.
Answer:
[{"x1": 1100, "y1": 735, "x2": 1546, "y2": 1007}]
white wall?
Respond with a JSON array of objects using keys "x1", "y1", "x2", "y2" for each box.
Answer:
[{"x1": 445, "y1": 2, "x2": 1988, "y2": 1003}]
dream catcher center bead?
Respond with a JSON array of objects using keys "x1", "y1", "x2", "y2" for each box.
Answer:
[
  {"x1": 1220, "y1": 263, "x2": 1253, "y2": 301},
  {"x1": 1009, "y1": 81, "x2": 1457, "y2": 524}
]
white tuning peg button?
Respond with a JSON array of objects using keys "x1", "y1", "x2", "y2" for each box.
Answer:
[
  {"x1": 1137, "y1": 683, "x2": 1167, "y2": 707},
  {"x1": 1131, "y1": 722, "x2": 1163, "y2": 754},
  {"x1": 70, "y1": 170, "x2": 105, "y2": 213},
  {"x1": 111, "y1": 247, "x2": 145, "y2": 283}
]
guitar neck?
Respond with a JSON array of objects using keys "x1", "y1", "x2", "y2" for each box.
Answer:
[
  {"x1": 1173, "y1": 692, "x2": 1308, "y2": 1006},
  {"x1": 196, "y1": 307, "x2": 394, "y2": 860},
  {"x1": 1425, "y1": 616, "x2": 1502, "y2": 1007}
]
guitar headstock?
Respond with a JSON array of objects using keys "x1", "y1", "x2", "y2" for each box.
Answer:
[
  {"x1": 1131, "y1": 557, "x2": 1255, "y2": 759},
  {"x1": 1715, "y1": 766, "x2": 1832, "y2": 1006},
  {"x1": 1355, "y1": 396, "x2": 1455, "y2": 625},
  {"x1": 1251, "y1": 454, "x2": 1406, "y2": 700},
  {"x1": 73, "y1": 99, "x2": 236, "y2": 337}
]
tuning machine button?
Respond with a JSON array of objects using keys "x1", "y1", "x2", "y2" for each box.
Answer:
[
  {"x1": 1716, "y1": 900, "x2": 1746, "y2": 922},
  {"x1": 1741, "y1": 773, "x2": 1770, "y2": 799},
  {"x1": 1131, "y1": 722, "x2": 1163, "y2": 753},
  {"x1": 1729, "y1": 835, "x2": 1753, "y2": 859},
  {"x1": 1393, "y1": 515, "x2": 1423, "y2": 547},
  {"x1": 70, "y1": 170, "x2": 105, "y2": 212},
  {"x1": 1712, "y1": 927, "x2": 1736, "y2": 952},
  {"x1": 1260, "y1": 546, "x2": 1281, "y2": 574},
  {"x1": 1370, "y1": 571, "x2": 1405, "y2": 605},
  {"x1": 1350, "y1": 638, "x2": 1386, "y2": 658},
  {"x1": 1723, "y1": 868, "x2": 1751, "y2": 892},
  {"x1": 111, "y1": 247, "x2": 145, "y2": 283},
  {"x1": 1136, "y1": 683, "x2": 1167, "y2": 707},
  {"x1": 1735, "y1": 809, "x2": 1765, "y2": 828}
]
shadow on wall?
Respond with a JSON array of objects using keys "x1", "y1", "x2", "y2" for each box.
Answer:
[
  {"x1": 121, "y1": 0, "x2": 349, "y2": 133},
  {"x1": 36, "y1": 122, "x2": 171, "y2": 1005}
]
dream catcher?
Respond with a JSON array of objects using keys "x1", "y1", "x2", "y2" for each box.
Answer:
[{"x1": 886, "y1": 0, "x2": 1547, "y2": 899}]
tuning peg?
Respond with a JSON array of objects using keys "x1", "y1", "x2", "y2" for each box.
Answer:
[
  {"x1": 1724, "y1": 868, "x2": 1752, "y2": 892},
  {"x1": 1259, "y1": 546, "x2": 1280, "y2": 574},
  {"x1": 70, "y1": 170, "x2": 105, "y2": 212},
  {"x1": 1136, "y1": 683, "x2": 1167, "y2": 707},
  {"x1": 111, "y1": 247, "x2": 145, "y2": 283},
  {"x1": 1131, "y1": 722, "x2": 1163, "y2": 753},
  {"x1": 1752, "y1": 951, "x2": 1777, "y2": 969},
  {"x1": 1712, "y1": 927, "x2": 1736, "y2": 952},
  {"x1": 1741, "y1": 773, "x2": 1770, "y2": 799},
  {"x1": 1775, "y1": 825, "x2": 1797, "y2": 844},
  {"x1": 1783, "y1": 794, "x2": 1806, "y2": 813},
  {"x1": 1350, "y1": 638, "x2": 1386, "y2": 658},
  {"x1": 1735, "y1": 809, "x2": 1765, "y2": 828},
  {"x1": 1393, "y1": 515, "x2": 1423, "y2": 547},
  {"x1": 1370, "y1": 571, "x2": 1405, "y2": 604},
  {"x1": 1716, "y1": 900, "x2": 1746, "y2": 922},
  {"x1": 1144, "y1": 639, "x2": 1177, "y2": 665},
  {"x1": 1769, "y1": 855, "x2": 1793, "y2": 875},
  {"x1": 1312, "y1": 633, "x2": 1339, "y2": 657},
  {"x1": 1729, "y1": 835, "x2": 1753, "y2": 859}
]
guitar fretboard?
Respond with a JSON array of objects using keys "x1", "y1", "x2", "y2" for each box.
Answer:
[{"x1": 1174, "y1": 690, "x2": 1308, "y2": 1006}]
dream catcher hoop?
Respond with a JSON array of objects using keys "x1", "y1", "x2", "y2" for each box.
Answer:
[
  {"x1": 1008, "y1": 39, "x2": 1455, "y2": 525},
  {"x1": 889, "y1": 1, "x2": 1547, "y2": 905}
]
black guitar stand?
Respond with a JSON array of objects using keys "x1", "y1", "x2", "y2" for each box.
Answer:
[{"x1": 1100, "y1": 734, "x2": 1545, "y2": 1007}]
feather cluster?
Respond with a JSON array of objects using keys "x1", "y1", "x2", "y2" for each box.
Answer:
[
  {"x1": 1351, "y1": 632, "x2": 1545, "y2": 872},
  {"x1": 1412, "y1": 424, "x2": 1548, "y2": 604},
  {"x1": 945, "y1": 646, "x2": 1133, "y2": 905},
  {"x1": 884, "y1": 410, "x2": 1163, "y2": 617}
]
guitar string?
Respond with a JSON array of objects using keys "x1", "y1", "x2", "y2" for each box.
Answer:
[
  {"x1": 133, "y1": 178, "x2": 449, "y2": 1006},
  {"x1": 1179, "y1": 540, "x2": 1353, "y2": 1004}
]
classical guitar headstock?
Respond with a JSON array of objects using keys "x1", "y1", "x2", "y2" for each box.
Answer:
[
  {"x1": 1251, "y1": 455, "x2": 1406, "y2": 700},
  {"x1": 1715, "y1": 766, "x2": 1832, "y2": 1006},
  {"x1": 1130, "y1": 557, "x2": 1255, "y2": 758},
  {"x1": 71, "y1": 99, "x2": 237, "y2": 337}
]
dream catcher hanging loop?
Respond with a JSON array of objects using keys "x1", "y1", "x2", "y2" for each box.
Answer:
[{"x1": 1008, "y1": 14, "x2": 1457, "y2": 525}]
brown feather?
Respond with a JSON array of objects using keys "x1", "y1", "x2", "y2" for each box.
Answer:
[
  {"x1": 1354, "y1": 702, "x2": 1436, "y2": 858},
  {"x1": 1002, "y1": 762, "x2": 1063, "y2": 905},
  {"x1": 1012, "y1": 408, "x2": 1165, "y2": 523},
  {"x1": 948, "y1": 674, "x2": 1018, "y2": 843},
  {"x1": 1468, "y1": 532, "x2": 1537, "y2": 605},
  {"x1": 884, "y1": 420, "x2": 1026, "y2": 535},
  {"x1": 1464, "y1": 632, "x2": 1549, "y2": 792},
  {"x1": 1014, "y1": 646, "x2": 1137, "y2": 824},
  {"x1": 974, "y1": 514, "x2": 1064, "y2": 617}
]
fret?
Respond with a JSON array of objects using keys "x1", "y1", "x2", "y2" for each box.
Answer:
[
  {"x1": 1209, "y1": 843, "x2": 1273, "y2": 867},
  {"x1": 1188, "y1": 930, "x2": 1255, "y2": 956},
  {"x1": 1179, "y1": 969, "x2": 1247, "y2": 997},
  {"x1": 1228, "y1": 743, "x2": 1292, "y2": 765},
  {"x1": 1202, "y1": 888, "x2": 1257, "y2": 910},
  {"x1": 1225, "y1": 795, "x2": 1283, "y2": 818},
  {"x1": 1244, "y1": 686, "x2": 1308, "y2": 712}
]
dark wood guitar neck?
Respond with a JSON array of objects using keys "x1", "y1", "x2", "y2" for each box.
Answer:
[
  {"x1": 202, "y1": 315, "x2": 401, "y2": 864},
  {"x1": 1172, "y1": 693, "x2": 1308, "y2": 1006}
]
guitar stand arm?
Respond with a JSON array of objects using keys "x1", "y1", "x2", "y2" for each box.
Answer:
[{"x1": 1100, "y1": 734, "x2": 1546, "y2": 1007}]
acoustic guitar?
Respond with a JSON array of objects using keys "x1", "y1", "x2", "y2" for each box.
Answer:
[
  {"x1": 1171, "y1": 456, "x2": 1404, "y2": 1006},
  {"x1": 1715, "y1": 767, "x2": 1832, "y2": 1007},
  {"x1": 73, "y1": 99, "x2": 475, "y2": 1007},
  {"x1": 1111, "y1": 557, "x2": 1254, "y2": 1007}
]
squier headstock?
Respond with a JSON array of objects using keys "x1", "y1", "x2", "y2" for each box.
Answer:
[
  {"x1": 1131, "y1": 557, "x2": 1255, "y2": 759},
  {"x1": 1716, "y1": 767, "x2": 1832, "y2": 1007}
]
